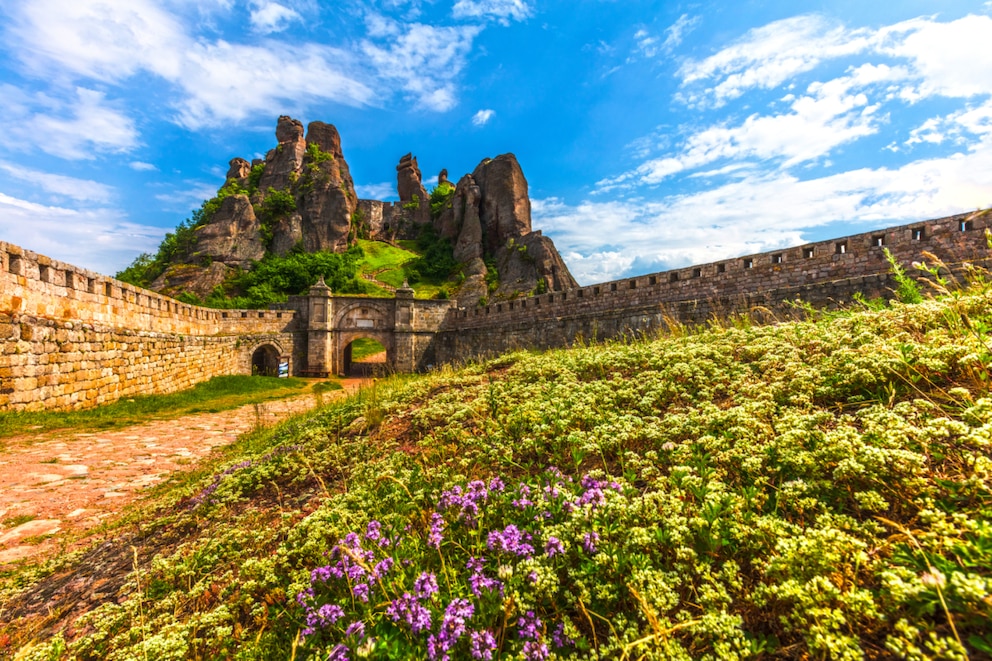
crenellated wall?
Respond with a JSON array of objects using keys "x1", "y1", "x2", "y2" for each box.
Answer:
[
  {"x1": 1, "y1": 242, "x2": 302, "y2": 412},
  {"x1": 5, "y1": 209, "x2": 991, "y2": 411},
  {"x1": 435, "y1": 210, "x2": 992, "y2": 362}
]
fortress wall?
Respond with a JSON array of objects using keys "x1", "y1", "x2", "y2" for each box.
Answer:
[
  {"x1": 0, "y1": 314, "x2": 244, "y2": 411},
  {"x1": 1, "y1": 242, "x2": 301, "y2": 412},
  {"x1": 437, "y1": 210, "x2": 991, "y2": 361},
  {"x1": 2, "y1": 241, "x2": 225, "y2": 335}
]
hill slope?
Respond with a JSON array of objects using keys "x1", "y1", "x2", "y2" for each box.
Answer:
[{"x1": 3, "y1": 289, "x2": 992, "y2": 659}]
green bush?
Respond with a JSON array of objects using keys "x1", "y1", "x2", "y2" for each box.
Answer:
[
  {"x1": 408, "y1": 224, "x2": 457, "y2": 280},
  {"x1": 429, "y1": 181, "x2": 456, "y2": 220}
]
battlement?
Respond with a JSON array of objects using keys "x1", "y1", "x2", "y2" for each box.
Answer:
[
  {"x1": 1, "y1": 241, "x2": 298, "y2": 335},
  {"x1": 445, "y1": 210, "x2": 992, "y2": 330}
]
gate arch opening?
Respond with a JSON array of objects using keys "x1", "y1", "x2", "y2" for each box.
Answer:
[
  {"x1": 251, "y1": 344, "x2": 281, "y2": 377},
  {"x1": 343, "y1": 337, "x2": 387, "y2": 377}
]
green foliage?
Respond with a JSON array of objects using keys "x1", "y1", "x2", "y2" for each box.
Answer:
[
  {"x1": 247, "y1": 163, "x2": 265, "y2": 193},
  {"x1": 407, "y1": 224, "x2": 457, "y2": 281},
  {"x1": 484, "y1": 257, "x2": 499, "y2": 294},
  {"x1": 254, "y1": 187, "x2": 297, "y2": 249},
  {"x1": 533, "y1": 277, "x2": 548, "y2": 295},
  {"x1": 306, "y1": 142, "x2": 334, "y2": 165},
  {"x1": 885, "y1": 247, "x2": 924, "y2": 304},
  {"x1": 402, "y1": 194, "x2": 420, "y2": 211},
  {"x1": 203, "y1": 246, "x2": 366, "y2": 308},
  {"x1": 116, "y1": 180, "x2": 249, "y2": 288},
  {"x1": 428, "y1": 181, "x2": 456, "y2": 219},
  {"x1": 0, "y1": 375, "x2": 307, "y2": 439},
  {"x1": 13, "y1": 287, "x2": 992, "y2": 659},
  {"x1": 349, "y1": 337, "x2": 386, "y2": 361}
]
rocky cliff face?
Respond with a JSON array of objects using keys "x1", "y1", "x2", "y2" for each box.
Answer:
[
  {"x1": 148, "y1": 115, "x2": 575, "y2": 304},
  {"x1": 432, "y1": 154, "x2": 578, "y2": 305}
]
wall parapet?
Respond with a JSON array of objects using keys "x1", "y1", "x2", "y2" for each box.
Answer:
[
  {"x1": 1, "y1": 241, "x2": 298, "y2": 335},
  {"x1": 443, "y1": 210, "x2": 992, "y2": 331}
]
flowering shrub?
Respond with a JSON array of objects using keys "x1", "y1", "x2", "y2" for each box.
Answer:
[
  {"x1": 9, "y1": 289, "x2": 992, "y2": 659},
  {"x1": 296, "y1": 471, "x2": 626, "y2": 659}
]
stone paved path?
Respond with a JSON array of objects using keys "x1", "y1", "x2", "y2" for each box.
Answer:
[{"x1": 0, "y1": 380, "x2": 362, "y2": 566}]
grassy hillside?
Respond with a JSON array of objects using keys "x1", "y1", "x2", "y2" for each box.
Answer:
[{"x1": 4, "y1": 287, "x2": 992, "y2": 660}]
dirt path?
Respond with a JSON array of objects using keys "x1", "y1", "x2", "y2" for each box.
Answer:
[{"x1": 0, "y1": 380, "x2": 365, "y2": 567}]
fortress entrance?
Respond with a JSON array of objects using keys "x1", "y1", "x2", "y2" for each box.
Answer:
[
  {"x1": 343, "y1": 337, "x2": 387, "y2": 377},
  {"x1": 251, "y1": 344, "x2": 281, "y2": 376}
]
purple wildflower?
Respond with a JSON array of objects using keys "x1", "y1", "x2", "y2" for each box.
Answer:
[
  {"x1": 386, "y1": 593, "x2": 432, "y2": 634},
  {"x1": 428, "y1": 512, "x2": 445, "y2": 549},
  {"x1": 552, "y1": 622, "x2": 575, "y2": 649},
  {"x1": 342, "y1": 532, "x2": 361, "y2": 550},
  {"x1": 327, "y1": 643, "x2": 350, "y2": 661},
  {"x1": 372, "y1": 557, "x2": 394, "y2": 579},
  {"x1": 522, "y1": 641, "x2": 550, "y2": 660},
  {"x1": 344, "y1": 620, "x2": 365, "y2": 639},
  {"x1": 414, "y1": 572, "x2": 439, "y2": 599},
  {"x1": 310, "y1": 565, "x2": 334, "y2": 584},
  {"x1": 317, "y1": 603, "x2": 345, "y2": 623},
  {"x1": 427, "y1": 599, "x2": 476, "y2": 660},
  {"x1": 488, "y1": 477, "x2": 506, "y2": 492},
  {"x1": 352, "y1": 582, "x2": 371, "y2": 603},
  {"x1": 518, "y1": 611, "x2": 543, "y2": 640},
  {"x1": 487, "y1": 524, "x2": 535, "y2": 558},
  {"x1": 365, "y1": 520, "x2": 382, "y2": 541},
  {"x1": 470, "y1": 629, "x2": 498, "y2": 660},
  {"x1": 582, "y1": 531, "x2": 600, "y2": 555}
]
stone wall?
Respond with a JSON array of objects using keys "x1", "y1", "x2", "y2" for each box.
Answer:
[
  {"x1": 1, "y1": 242, "x2": 301, "y2": 412},
  {"x1": 436, "y1": 210, "x2": 992, "y2": 362},
  {"x1": 356, "y1": 199, "x2": 427, "y2": 241}
]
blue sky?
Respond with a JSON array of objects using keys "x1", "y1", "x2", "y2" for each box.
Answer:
[{"x1": 1, "y1": 0, "x2": 990, "y2": 285}]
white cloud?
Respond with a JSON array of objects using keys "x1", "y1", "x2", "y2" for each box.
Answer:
[
  {"x1": 5, "y1": 1, "x2": 471, "y2": 130},
  {"x1": 129, "y1": 161, "x2": 159, "y2": 171},
  {"x1": 361, "y1": 21, "x2": 480, "y2": 112},
  {"x1": 0, "y1": 193, "x2": 164, "y2": 276},
  {"x1": 541, "y1": 136, "x2": 992, "y2": 283},
  {"x1": 663, "y1": 14, "x2": 700, "y2": 52},
  {"x1": 7, "y1": 0, "x2": 187, "y2": 81},
  {"x1": 176, "y1": 41, "x2": 373, "y2": 127},
  {"x1": 679, "y1": 13, "x2": 992, "y2": 110},
  {"x1": 633, "y1": 29, "x2": 659, "y2": 58},
  {"x1": 452, "y1": 0, "x2": 532, "y2": 25},
  {"x1": 472, "y1": 109, "x2": 495, "y2": 126},
  {"x1": 600, "y1": 63, "x2": 904, "y2": 192},
  {"x1": 679, "y1": 14, "x2": 873, "y2": 107},
  {"x1": 0, "y1": 85, "x2": 139, "y2": 160},
  {"x1": 877, "y1": 15, "x2": 992, "y2": 99},
  {"x1": 153, "y1": 182, "x2": 223, "y2": 211},
  {"x1": 0, "y1": 163, "x2": 115, "y2": 203},
  {"x1": 355, "y1": 182, "x2": 397, "y2": 200},
  {"x1": 249, "y1": 1, "x2": 302, "y2": 34}
]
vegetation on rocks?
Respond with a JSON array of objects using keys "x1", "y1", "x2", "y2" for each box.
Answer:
[{"x1": 5, "y1": 283, "x2": 992, "y2": 660}]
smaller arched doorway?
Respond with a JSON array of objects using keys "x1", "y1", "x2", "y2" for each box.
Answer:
[
  {"x1": 251, "y1": 344, "x2": 281, "y2": 377},
  {"x1": 343, "y1": 337, "x2": 388, "y2": 377}
]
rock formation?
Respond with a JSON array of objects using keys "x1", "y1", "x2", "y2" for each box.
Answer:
[
  {"x1": 258, "y1": 115, "x2": 306, "y2": 192},
  {"x1": 432, "y1": 154, "x2": 577, "y2": 305},
  {"x1": 397, "y1": 153, "x2": 427, "y2": 203},
  {"x1": 142, "y1": 115, "x2": 576, "y2": 306}
]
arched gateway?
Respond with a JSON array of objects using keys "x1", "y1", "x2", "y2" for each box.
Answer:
[{"x1": 260, "y1": 277, "x2": 454, "y2": 378}]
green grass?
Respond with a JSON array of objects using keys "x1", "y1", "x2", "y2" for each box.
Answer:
[
  {"x1": 0, "y1": 375, "x2": 311, "y2": 439},
  {"x1": 349, "y1": 337, "x2": 386, "y2": 361},
  {"x1": 6, "y1": 288, "x2": 992, "y2": 660},
  {"x1": 1, "y1": 514, "x2": 36, "y2": 528},
  {"x1": 355, "y1": 239, "x2": 417, "y2": 272},
  {"x1": 355, "y1": 239, "x2": 455, "y2": 299}
]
